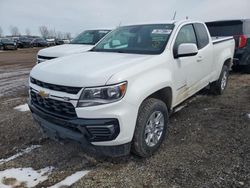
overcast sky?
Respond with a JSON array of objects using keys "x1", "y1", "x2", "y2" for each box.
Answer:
[{"x1": 0, "y1": 0, "x2": 249, "y2": 37}]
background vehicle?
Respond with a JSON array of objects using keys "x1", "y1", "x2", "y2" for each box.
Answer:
[
  {"x1": 55, "y1": 39, "x2": 65, "y2": 45},
  {"x1": 0, "y1": 38, "x2": 17, "y2": 50},
  {"x1": 16, "y1": 37, "x2": 33, "y2": 48},
  {"x1": 37, "y1": 29, "x2": 111, "y2": 63},
  {"x1": 29, "y1": 20, "x2": 235, "y2": 157},
  {"x1": 0, "y1": 41, "x2": 3, "y2": 50},
  {"x1": 46, "y1": 38, "x2": 56, "y2": 46},
  {"x1": 31, "y1": 38, "x2": 48, "y2": 47},
  {"x1": 206, "y1": 19, "x2": 250, "y2": 73}
]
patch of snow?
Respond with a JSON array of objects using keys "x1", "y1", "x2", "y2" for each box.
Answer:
[
  {"x1": 14, "y1": 103, "x2": 30, "y2": 112},
  {"x1": 49, "y1": 170, "x2": 90, "y2": 188},
  {"x1": 0, "y1": 145, "x2": 41, "y2": 165},
  {"x1": 0, "y1": 166, "x2": 54, "y2": 188},
  {"x1": 203, "y1": 107, "x2": 217, "y2": 111}
]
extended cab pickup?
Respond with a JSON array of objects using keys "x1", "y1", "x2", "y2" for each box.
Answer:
[
  {"x1": 37, "y1": 29, "x2": 111, "y2": 63},
  {"x1": 29, "y1": 20, "x2": 235, "y2": 157}
]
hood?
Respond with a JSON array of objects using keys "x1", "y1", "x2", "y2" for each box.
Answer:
[
  {"x1": 38, "y1": 44, "x2": 94, "y2": 57},
  {"x1": 31, "y1": 52, "x2": 154, "y2": 87}
]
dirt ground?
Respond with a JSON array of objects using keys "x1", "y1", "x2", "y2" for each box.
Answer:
[{"x1": 0, "y1": 49, "x2": 249, "y2": 188}]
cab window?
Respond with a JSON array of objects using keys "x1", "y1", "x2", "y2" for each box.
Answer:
[
  {"x1": 194, "y1": 23, "x2": 209, "y2": 49},
  {"x1": 173, "y1": 24, "x2": 197, "y2": 55}
]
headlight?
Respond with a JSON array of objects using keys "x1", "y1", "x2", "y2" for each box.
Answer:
[{"x1": 77, "y1": 82, "x2": 127, "y2": 107}]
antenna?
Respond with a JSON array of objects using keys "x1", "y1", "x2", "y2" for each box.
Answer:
[
  {"x1": 172, "y1": 11, "x2": 177, "y2": 20},
  {"x1": 117, "y1": 21, "x2": 122, "y2": 28}
]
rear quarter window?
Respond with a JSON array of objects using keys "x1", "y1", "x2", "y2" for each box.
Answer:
[
  {"x1": 206, "y1": 21, "x2": 243, "y2": 36},
  {"x1": 194, "y1": 23, "x2": 209, "y2": 49}
]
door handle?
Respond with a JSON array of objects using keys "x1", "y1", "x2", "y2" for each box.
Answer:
[{"x1": 197, "y1": 56, "x2": 203, "y2": 62}]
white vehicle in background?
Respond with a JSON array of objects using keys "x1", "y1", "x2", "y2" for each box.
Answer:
[
  {"x1": 37, "y1": 29, "x2": 111, "y2": 63},
  {"x1": 29, "y1": 20, "x2": 235, "y2": 157},
  {"x1": 62, "y1": 39, "x2": 70, "y2": 44},
  {"x1": 46, "y1": 38, "x2": 56, "y2": 46}
]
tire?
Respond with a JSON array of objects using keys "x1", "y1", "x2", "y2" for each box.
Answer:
[
  {"x1": 231, "y1": 65, "x2": 240, "y2": 72},
  {"x1": 210, "y1": 65, "x2": 229, "y2": 95},
  {"x1": 131, "y1": 98, "x2": 168, "y2": 157}
]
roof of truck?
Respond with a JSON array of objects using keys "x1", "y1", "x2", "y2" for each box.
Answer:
[{"x1": 120, "y1": 20, "x2": 202, "y2": 27}]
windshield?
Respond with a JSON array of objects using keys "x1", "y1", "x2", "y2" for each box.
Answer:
[
  {"x1": 92, "y1": 24, "x2": 174, "y2": 54},
  {"x1": 70, "y1": 30, "x2": 110, "y2": 45},
  {"x1": 2, "y1": 38, "x2": 11, "y2": 42}
]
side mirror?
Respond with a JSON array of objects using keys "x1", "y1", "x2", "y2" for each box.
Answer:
[{"x1": 176, "y1": 43, "x2": 198, "y2": 58}]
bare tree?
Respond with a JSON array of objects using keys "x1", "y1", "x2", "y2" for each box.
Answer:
[
  {"x1": 65, "y1": 32, "x2": 71, "y2": 40},
  {"x1": 25, "y1": 28, "x2": 31, "y2": 36},
  {"x1": 39, "y1": 26, "x2": 49, "y2": 38},
  {"x1": 10, "y1": 26, "x2": 20, "y2": 36},
  {"x1": 48, "y1": 29, "x2": 56, "y2": 38},
  {"x1": 0, "y1": 27, "x2": 3, "y2": 37},
  {"x1": 56, "y1": 31, "x2": 62, "y2": 39}
]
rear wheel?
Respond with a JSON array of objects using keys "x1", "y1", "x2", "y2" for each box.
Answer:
[
  {"x1": 210, "y1": 65, "x2": 229, "y2": 95},
  {"x1": 131, "y1": 98, "x2": 168, "y2": 157}
]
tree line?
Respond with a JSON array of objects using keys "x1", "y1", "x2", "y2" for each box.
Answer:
[{"x1": 0, "y1": 26, "x2": 72, "y2": 40}]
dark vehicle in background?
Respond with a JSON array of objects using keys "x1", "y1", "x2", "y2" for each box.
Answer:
[
  {"x1": 0, "y1": 41, "x2": 3, "y2": 50},
  {"x1": 16, "y1": 37, "x2": 33, "y2": 48},
  {"x1": 206, "y1": 19, "x2": 250, "y2": 73},
  {"x1": 0, "y1": 38, "x2": 17, "y2": 50},
  {"x1": 55, "y1": 39, "x2": 64, "y2": 45},
  {"x1": 31, "y1": 38, "x2": 48, "y2": 47}
]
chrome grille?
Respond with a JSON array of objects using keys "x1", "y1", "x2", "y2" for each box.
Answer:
[{"x1": 30, "y1": 91, "x2": 77, "y2": 119}]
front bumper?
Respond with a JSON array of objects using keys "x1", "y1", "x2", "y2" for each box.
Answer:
[{"x1": 29, "y1": 102, "x2": 131, "y2": 157}]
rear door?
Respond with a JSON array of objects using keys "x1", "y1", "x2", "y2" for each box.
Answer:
[{"x1": 193, "y1": 23, "x2": 214, "y2": 80}]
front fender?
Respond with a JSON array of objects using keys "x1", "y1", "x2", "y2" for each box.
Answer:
[{"x1": 108, "y1": 64, "x2": 173, "y2": 109}]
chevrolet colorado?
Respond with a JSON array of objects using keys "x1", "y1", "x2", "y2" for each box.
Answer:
[
  {"x1": 29, "y1": 20, "x2": 235, "y2": 157},
  {"x1": 37, "y1": 29, "x2": 110, "y2": 63}
]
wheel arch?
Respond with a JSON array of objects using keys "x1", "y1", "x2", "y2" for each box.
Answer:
[
  {"x1": 144, "y1": 86, "x2": 173, "y2": 112},
  {"x1": 223, "y1": 58, "x2": 233, "y2": 69}
]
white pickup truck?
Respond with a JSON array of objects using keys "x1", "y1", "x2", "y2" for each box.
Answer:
[
  {"x1": 37, "y1": 29, "x2": 110, "y2": 63},
  {"x1": 29, "y1": 20, "x2": 235, "y2": 157}
]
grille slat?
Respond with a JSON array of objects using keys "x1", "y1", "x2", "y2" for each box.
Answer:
[
  {"x1": 37, "y1": 55, "x2": 56, "y2": 60},
  {"x1": 30, "y1": 77, "x2": 82, "y2": 94},
  {"x1": 30, "y1": 91, "x2": 77, "y2": 119}
]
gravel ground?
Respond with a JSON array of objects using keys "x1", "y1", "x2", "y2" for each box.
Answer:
[{"x1": 0, "y1": 49, "x2": 249, "y2": 188}]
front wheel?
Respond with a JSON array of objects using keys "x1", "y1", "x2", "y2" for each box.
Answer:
[
  {"x1": 131, "y1": 98, "x2": 168, "y2": 157},
  {"x1": 210, "y1": 65, "x2": 229, "y2": 95}
]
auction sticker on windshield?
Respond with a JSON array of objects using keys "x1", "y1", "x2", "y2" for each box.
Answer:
[{"x1": 152, "y1": 29, "x2": 172, "y2": 35}]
